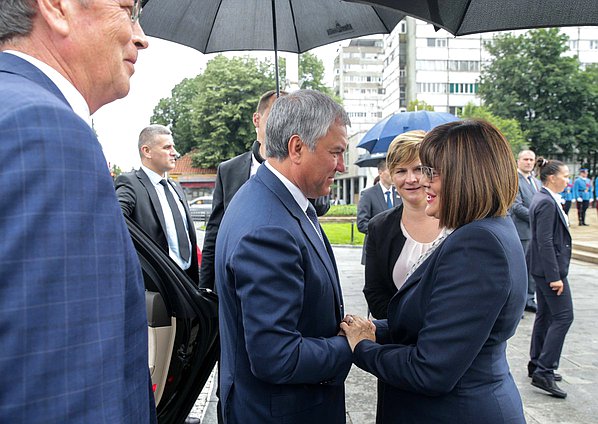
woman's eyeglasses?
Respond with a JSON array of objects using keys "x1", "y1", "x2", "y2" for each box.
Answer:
[{"x1": 420, "y1": 166, "x2": 439, "y2": 181}]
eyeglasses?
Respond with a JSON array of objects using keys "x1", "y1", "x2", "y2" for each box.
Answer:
[
  {"x1": 131, "y1": 0, "x2": 142, "y2": 24},
  {"x1": 420, "y1": 166, "x2": 439, "y2": 181}
]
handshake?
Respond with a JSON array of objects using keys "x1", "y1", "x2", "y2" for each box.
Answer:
[{"x1": 339, "y1": 314, "x2": 376, "y2": 351}]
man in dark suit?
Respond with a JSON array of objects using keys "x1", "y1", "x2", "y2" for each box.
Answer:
[
  {"x1": 511, "y1": 149, "x2": 541, "y2": 312},
  {"x1": 199, "y1": 90, "x2": 329, "y2": 290},
  {"x1": 357, "y1": 160, "x2": 400, "y2": 264},
  {"x1": 215, "y1": 90, "x2": 353, "y2": 423},
  {"x1": 0, "y1": 1, "x2": 156, "y2": 422},
  {"x1": 116, "y1": 125, "x2": 199, "y2": 285}
]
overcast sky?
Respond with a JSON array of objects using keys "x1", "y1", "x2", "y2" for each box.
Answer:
[{"x1": 93, "y1": 37, "x2": 344, "y2": 171}]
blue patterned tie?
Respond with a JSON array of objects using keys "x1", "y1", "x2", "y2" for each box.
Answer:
[
  {"x1": 385, "y1": 190, "x2": 393, "y2": 208},
  {"x1": 305, "y1": 203, "x2": 323, "y2": 241}
]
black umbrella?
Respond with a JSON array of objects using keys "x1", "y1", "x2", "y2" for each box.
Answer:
[
  {"x1": 355, "y1": 151, "x2": 386, "y2": 167},
  {"x1": 139, "y1": 0, "x2": 405, "y2": 95},
  {"x1": 344, "y1": 0, "x2": 598, "y2": 36}
]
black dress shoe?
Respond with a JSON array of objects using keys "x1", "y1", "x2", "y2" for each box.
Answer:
[
  {"x1": 527, "y1": 362, "x2": 562, "y2": 381},
  {"x1": 531, "y1": 374, "x2": 567, "y2": 398},
  {"x1": 184, "y1": 416, "x2": 201, "y2": 424},
  {"x1": 524, "y1": 302, "x2": 537, "y2": 313}
]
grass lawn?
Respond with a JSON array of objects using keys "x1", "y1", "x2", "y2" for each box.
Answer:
[{"x1": 321, "y1": 222, "x2": 364, "y2": 246}]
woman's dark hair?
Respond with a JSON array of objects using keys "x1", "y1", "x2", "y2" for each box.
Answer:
[
  {"x1": 419, "y1": 119, "x2": 518, "y2": 229},
  {"x1": 535, "y1": 157, "x2": 565, "y2": 183}
]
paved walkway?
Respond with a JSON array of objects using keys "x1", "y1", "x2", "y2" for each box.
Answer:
[{"x1": 194, "y1": 213, "x2": 598, "y2": 423}]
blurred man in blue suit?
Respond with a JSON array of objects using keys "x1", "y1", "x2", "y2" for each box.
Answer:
[
  {"x1": 215, "y1": 90, "x2": 353, "y2": 423},
  {"x1": 0, "y1": 1, "x2": 156, "y2": 422}
]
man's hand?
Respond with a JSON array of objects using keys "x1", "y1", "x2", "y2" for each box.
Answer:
[
  {"x1": 549, "y1": 280, "x2": 564, "y2": 296},
  {"x1": 340, "y1": 315, "x2": 376, "y2": 352}
]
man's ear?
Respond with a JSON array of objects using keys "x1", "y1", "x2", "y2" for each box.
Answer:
[
  {"x1": 252, "y1": 112, "x2": 260, "y2": 131},
  {"x1": 287, "y1": 135, "x2": 304, "y2": 164},
  {"x1": 140, "y1": 145, "x2": 151, "y2": 159},
  {"x1": 36, "y1": 0, "x2": 73, "y2": 37}
]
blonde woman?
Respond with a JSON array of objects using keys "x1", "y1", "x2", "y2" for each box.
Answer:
[{"x1": 363, "y1": 130, "x2": 443, "y2": 319}]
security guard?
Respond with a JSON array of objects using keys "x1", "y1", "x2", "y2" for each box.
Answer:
[{"x1": 573, "y1": 168, "x2": 593, "y2": 226}]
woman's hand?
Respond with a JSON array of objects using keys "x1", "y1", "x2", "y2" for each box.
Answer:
[
  {"x1": 340, "y1": 315, "x2": 376, "y2": 352},
  {"x1": 549, "y1": 280, "x2": 564, "y2": 296}
]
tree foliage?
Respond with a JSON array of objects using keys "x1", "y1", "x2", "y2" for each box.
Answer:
[
  {"x1": 461, "y1": 103, "x2": 527, "y2": 155},
  {"x1": 479, "y1": 28, "x2": 598, "y2": 161},
  {"x1": 407, "y1": 99, "x2": 434, "y2": 111},
  {"x1": 151, "y1": 53, "x2": 334, "y2": 168}
]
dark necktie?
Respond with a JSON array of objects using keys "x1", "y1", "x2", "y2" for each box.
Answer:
[
  {"x1": 159, "y1": 179, "x2": 190, "y2": 262},
  {"x1": 528, "y1": 176, "x2": 537, "y2": 191},
  {"x1": 385, "y1": 190, "x2": 393, "y2": 208},
  {"x1": 305, "y1": 203, "x2": 323, "y2": 242}
]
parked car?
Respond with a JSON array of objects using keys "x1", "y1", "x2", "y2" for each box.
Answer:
[
  {"x1": 189, "y1": 195, "x2": 213, "y2": 222},
  {"x1": 124, "y1": 216, "x2": 219, "y2": 424}
]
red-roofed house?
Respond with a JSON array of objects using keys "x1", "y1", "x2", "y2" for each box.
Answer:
[{"x1": 169, "y1": 151, "x2": 216, "y2": 200}]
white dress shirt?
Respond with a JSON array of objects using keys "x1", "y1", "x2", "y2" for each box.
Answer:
[
  {"x1": 265, "y1": 161, "x2": 323, "y2": 243},
  {"x1": 141, "y1": 165, "x2": 192, "y2": 270},
  {"x1": 4, "y1": 50, "x2": 91, "y2": 126},
  {"x1": 545, "y1": 186, "x2": 570, "y2": 227}
]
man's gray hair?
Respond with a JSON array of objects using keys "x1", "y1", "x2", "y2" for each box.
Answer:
[
  {"x1": 138, "y1": 124, "x2": 172, "y2": 154},
  {"x1": 265, "y1": 90, "x2": 350, "y2": 160},
  {"x1": 0, "y1": 0, "x2": 37, "y2": 44}
]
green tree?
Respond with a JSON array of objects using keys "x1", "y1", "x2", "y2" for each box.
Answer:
[
  {"x1": 151, "y1": 53, "x2": 336, "y2": 168},
  {"x1": 152, "y1": 55, "x2": 277, "y2": 167},
  {"x1": 572, "y1": 64, "x2": 598, "y2": 176},
  {"x1": 461, "y1": 103, "x2": 527, "y2": 155},
  {"x1": 299, "y1": 52, "x2": 330, "y2": 93},
  {"x1": 407, "y1": 100, "x2": 434, "y2": 111},
  {"x1": 479, "y1": 29, "x2": 590, "y2": 156}
]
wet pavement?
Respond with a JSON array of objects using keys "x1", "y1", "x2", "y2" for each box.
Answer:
[{"x1": 194, "y1": 214, "x2": 598, "y2": 423}]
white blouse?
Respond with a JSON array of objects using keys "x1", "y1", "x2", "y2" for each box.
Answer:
[{"x1": 392, "y1": 221, "x2": 444, "y2": 290}]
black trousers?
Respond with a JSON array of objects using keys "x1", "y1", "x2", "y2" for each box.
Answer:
[
  {"x1": 530, "y1": 276, "x2": 574, "y2": 377},
  {"x1": 521, "y1": 239, "x2": 536, "y2": 303},
  {"x1": 577, "y1": 200, "x2": 589, "y2": 224},
  {"x1": 563, "y1": 200, "x2": 571, "y2": 216}
]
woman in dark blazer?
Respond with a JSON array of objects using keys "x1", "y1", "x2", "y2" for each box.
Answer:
[
  {"x1": 364, "y1": 130, "x2": 442, "y2": 319},
  {"x1": 342, "y1": 120, "x2": 527, "y2": 424},
  {"x1": 528, "y1": 158, "x2": 573, "y2": 399}
]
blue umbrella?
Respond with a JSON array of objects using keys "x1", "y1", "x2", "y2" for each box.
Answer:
[{"x1": 357, "y1": 111, "x2": 459, "y2": 153}]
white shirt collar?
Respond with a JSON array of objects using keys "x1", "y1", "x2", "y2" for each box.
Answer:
[
  {"x1": 379, "y1": 181, "x2": 392, "y2": 194},
  {"x1": 141, "y1": 165, "x2": 167, "y2": 186},
  {"x1": 264, "y1": 161, "x2": 309, "y2": 212},
  {"x1": 5, "y1": 50, "x2": 91, "y2": 126},
  {"x1": 544, "y1": 186, "x2": 569, "y2": 225}
]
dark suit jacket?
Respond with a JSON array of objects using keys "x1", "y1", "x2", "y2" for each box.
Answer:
[
  {"x1": 0, "y1": 52, "x2": 154, "y2": 422},
  {"x1": 363, "y1": 206, "x2": 406, "y2": 319},
  {"x1": 115, "y1": 169, "x2": 199, "y2": 284},
  {"x1": 529, "y1": 188, "x2": 572, "y2": 281},
  {"x1": 354, "y1": 217, "x2": 527, "y2": 424},
  {"x1": 215, "y1": 164, "x2": 352, "y2": 423},
  {"x1": 511, "y1": 172, "x2": 541, "y2": 241},
  {"x1": 357, "y1": 183, "x2": 401, "y2": 264},
  {"x1": 199, "y1": 148, "x2": 330, "y2": 289}
]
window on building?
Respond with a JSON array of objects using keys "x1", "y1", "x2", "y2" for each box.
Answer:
[
  {"x1": 569, "y1": 40, "x2": 579, "y2": 50},
  {"x1": 400, "y1": 21, "x2": 407, "y2": 33},
  {"x1": 590, "y1": 40, "x2": 598, "y2": 50}
]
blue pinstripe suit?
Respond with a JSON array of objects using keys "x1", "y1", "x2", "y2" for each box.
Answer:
[{"x1": 0, "y1": 52, "x2": 156, "y2": 423}]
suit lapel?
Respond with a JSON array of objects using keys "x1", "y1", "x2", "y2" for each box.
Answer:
[
  {"x1": 540, "y1": 188, "x2": 570, "y2": 235},
  {"x1": 170, "y1": 178, "x2": 196, "y2": 244},
  {"x1": 137, "y1": 169, "x2": 168, "y2": 236},
  {"x1": 257, "y1": 166, "x2": 344, "y2": 317},
  {"x1": 0, "y1": 52, "x2": 69, "y2": 107}
]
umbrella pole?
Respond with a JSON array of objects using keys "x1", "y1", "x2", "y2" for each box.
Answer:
[{"x1": 272, "y1": 0, "x2": 280, "y2": 97}]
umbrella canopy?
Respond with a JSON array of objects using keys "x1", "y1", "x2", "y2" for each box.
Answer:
[
  {"x1": 140, "y1": 0, "x2": 405, "y2": 93},
  {"x1": 345, "y1": 0, "x2": 598, "y2": 36},
  {"x1": 357, "y1": 111, "x2": 459, "y2": 153},
  {"x1": 355, "y1": 152, "x2": 386, "y2": 167}
]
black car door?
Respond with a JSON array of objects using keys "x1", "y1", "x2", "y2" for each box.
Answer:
[{"x1": 125, "y1": 216, "x2": 219, "y2": 424}]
